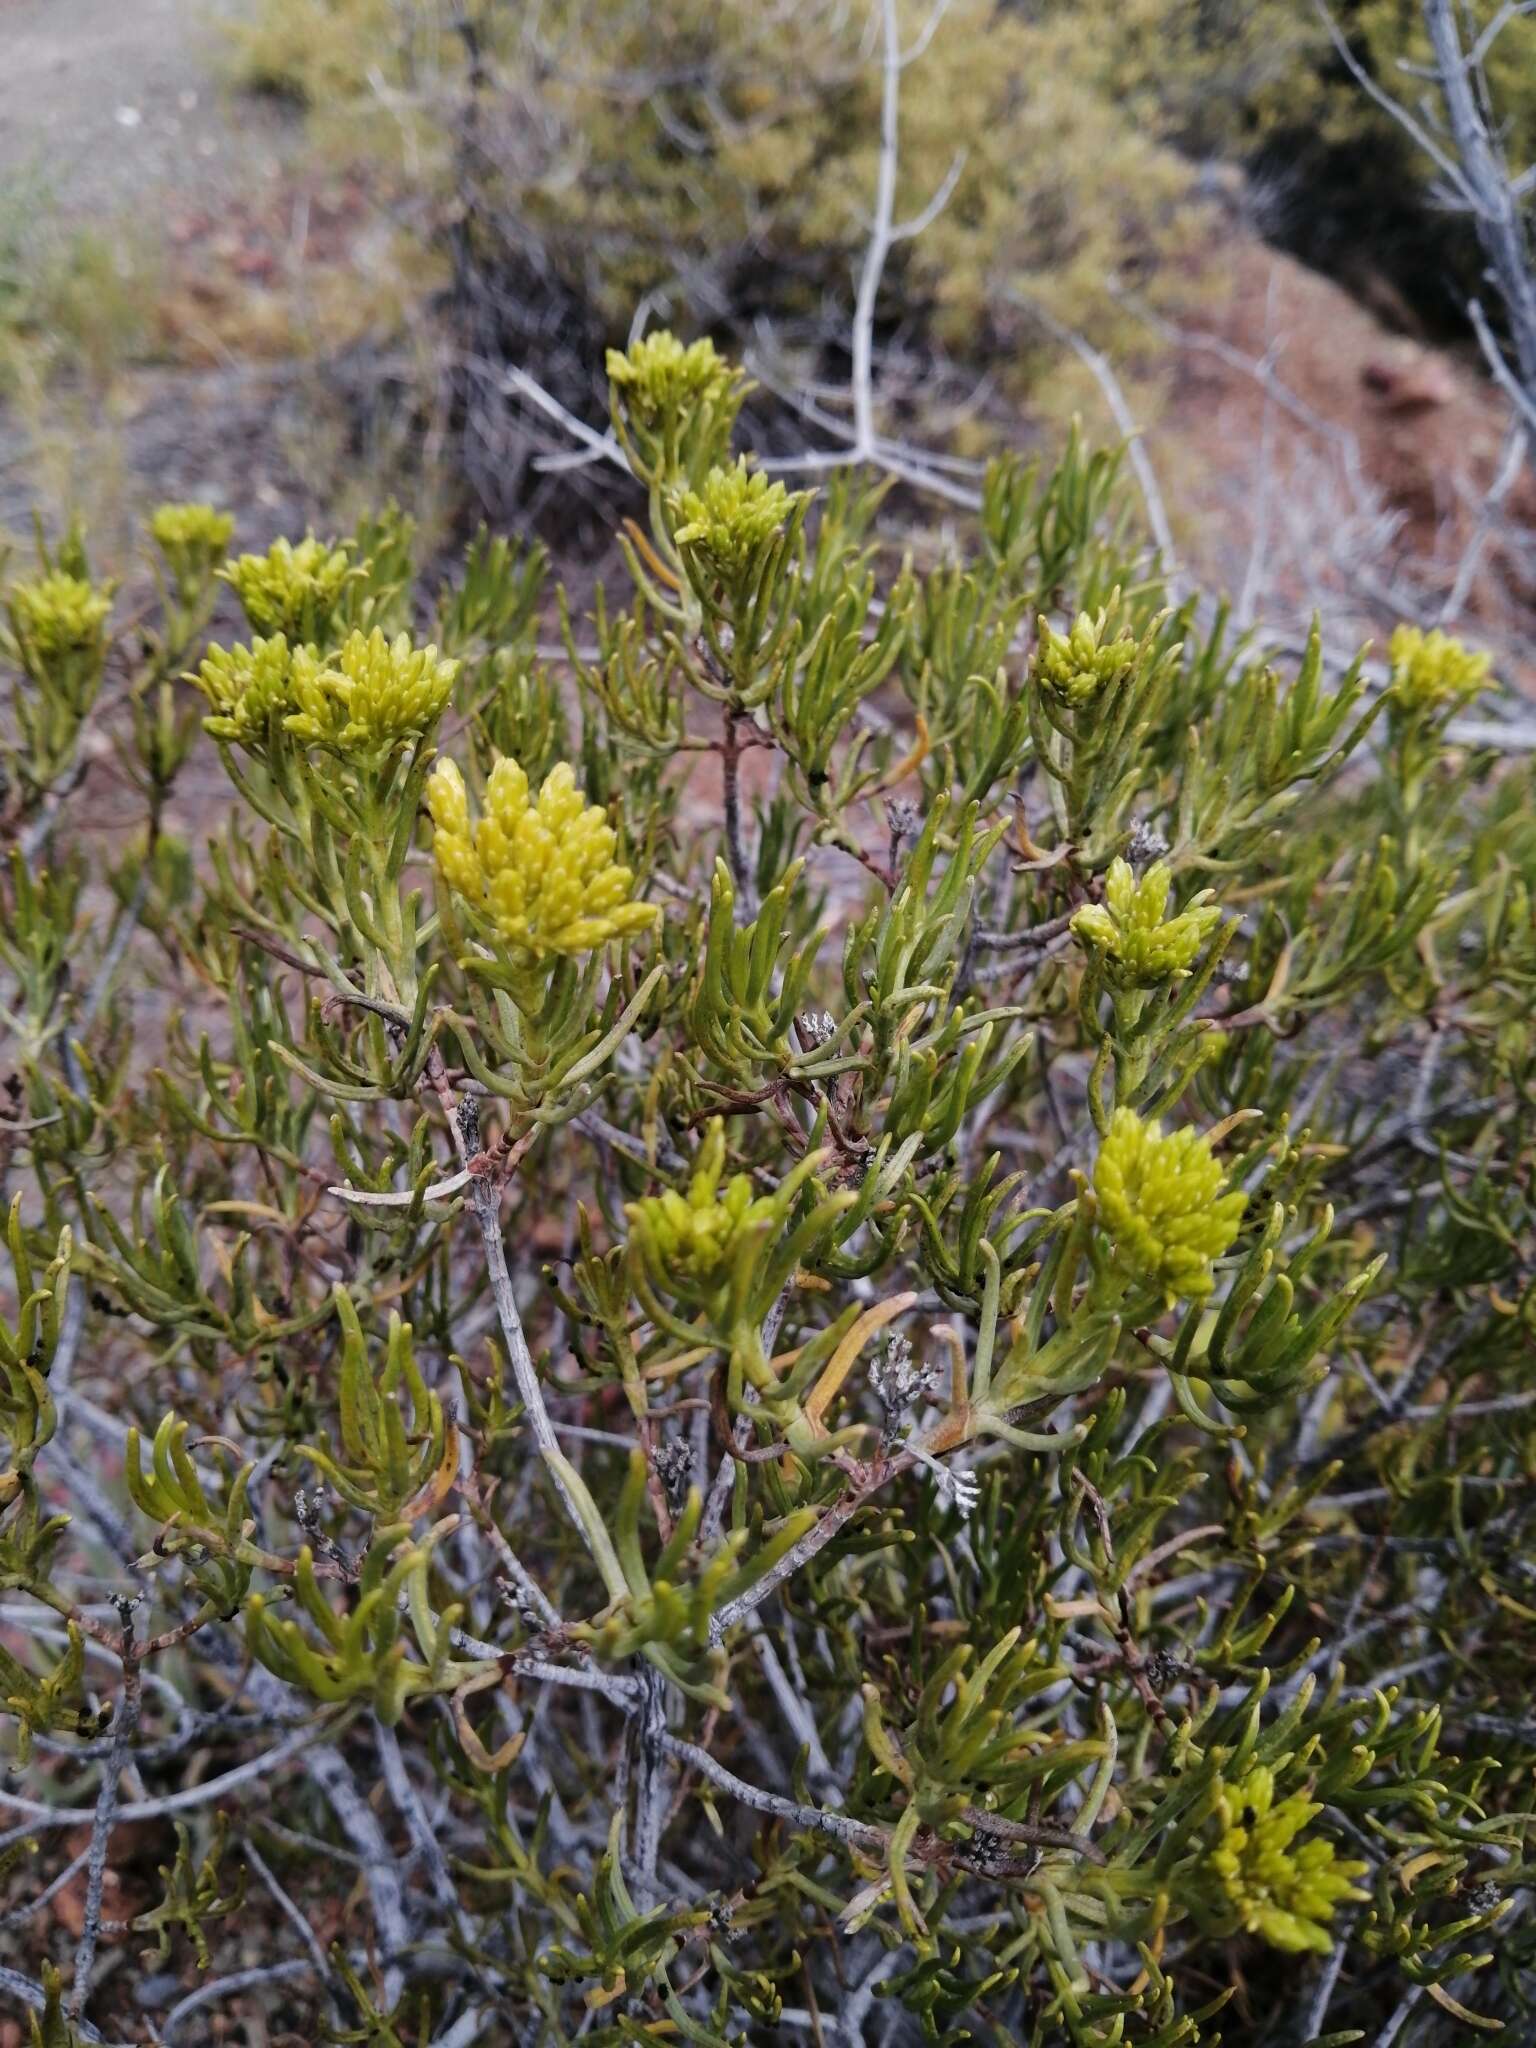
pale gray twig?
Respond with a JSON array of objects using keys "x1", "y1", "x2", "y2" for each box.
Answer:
[
  {"x1": 67, "y1": 1627, "x2": 142, "y2": 2021},
  {"x1": 160, "y1": 1959, "x2": 314, "y2": 2044}
]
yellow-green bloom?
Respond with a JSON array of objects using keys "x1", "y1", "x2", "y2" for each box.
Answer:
[
  {"x1": 195, "y1": 628, "x2": 455, "y2": 757},
  {"x1": 1094, "y1": 1107, "x2": 1245, "y2": 1302},
  {"x1": 672, "y1": 460, "x2": 801, "y2": 590},
  {"x1": 283, "y1": 628, "x2": 457, "y2": 756},
  {"x1": 151, "y1": 502, "x2": 234, "y2": 561},
  {"x1": 627, "y1": 1119, "x2": 771, "y2": 1300},
  {"x1": 1072, "y1": 858, "x2": 1221, "y2": 985},
  {"x1": 1205, "y1": 1766, "x2": 1367, "y2": 1954},
  {"x1": 1388, "y1": 623, "x2": 1490, "y2": 719},
  {"x1": 219, "y1": 534, "x2": 358, "y2": 642},
  {"x1": 7, "y1": 572, "x2": 114, "y2": 670},
  {"x1": 427, "y1": 753, "x2": 659, "y2": 962},
  {"x1": 191, "y1": 635, "x2": 300, "y2": 746},
  {"x1": 607, "y1": 331, "x2": 741, "y2": 430},
  {"x1": 1034, "y1": 603, "x2": 1136, "y2": 707}
]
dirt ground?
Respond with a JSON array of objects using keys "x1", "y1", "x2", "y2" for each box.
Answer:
[
  {"x1": 1159, "y1": 224, "x2": 1536, "y2": 652},
  {"x1": 0, "y1": 0, "x2": 1530, "y2": 662},
  {"x1": 0, "y1": 0, "x2": 288, "y2": 214},
  {"x1": 0, "y1": 0, "x2": 348, "y2": 547}
]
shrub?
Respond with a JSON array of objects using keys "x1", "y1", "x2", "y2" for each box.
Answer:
[
  {"x1": 223, "y1": 0, "x2": 1227, "y2": 417},
  {"x1": 0, "y1": 337, "x2": 1533, "y2": 2045}
]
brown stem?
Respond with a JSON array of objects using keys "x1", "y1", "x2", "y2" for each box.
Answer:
[{"x1": 720, "y1": 703, "x2": 756, "y2": 910}]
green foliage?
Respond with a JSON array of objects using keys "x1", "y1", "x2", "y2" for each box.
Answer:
[
  {"x1": 1, "y1": 334, "x2": 1533, "y2": 2047},
  {"x1": 26, "y1": 1963, "x2": 84, "y2": 2048},
  {"x1": 133, "y1": 1813, "x2": 245, "y2": 1968},
  {"x1": 1196, "y1": 1764, "x2": 1368, "y2": 1954}
]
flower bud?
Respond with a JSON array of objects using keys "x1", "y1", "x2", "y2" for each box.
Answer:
[
  {"x1": 1387, "y1": 622, "x2": 1490, "y2": 721},
  {"x1": 427, "y1": 753, "x2": 659, "y2": 962},
  {"x1": 671, "y1": 459, "x2": 802, "y2": 592},
  {"x1": 627, "y1": 1119, "x2": 769, "y2": 1301},
  {"x1": 606, "y1": 330, "x2": 742, "y2": 433},
  {"x1": 7, "y1": 571, "x2": 113, "y2": 681},
  {"x1": 1093, "y1": 1106, "x2": 1245, "y2": 1302},
  {"x1": 151, "y1": 502, "x2": 234, "y2": 592},
  {"x1": 1033, "y1": 600, "x2": 1137, "y2": 706},
  {"x1": 283, "y1": 628, "x2": 457, "y2": 756},
  {"x1": 1203, "y1": 1766, "x2": 1367, "y2": 1954},
  {"x1": 219, "y1": 534, "x2": 358, "y2": 642},
  {"x1": 1071, "y1": 858, "x2": 1220, "y2": 985},
  {"x1": 191, "y1": 634, "x2": 297, "y2": 745}
]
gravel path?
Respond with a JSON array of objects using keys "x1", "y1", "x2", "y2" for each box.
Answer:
[
  {"x1": 0, "y1": 0, "x2": 289, "y2": 217},
  {"x1": 0, "y1": 0, "x2": 326, "y2": 546}
]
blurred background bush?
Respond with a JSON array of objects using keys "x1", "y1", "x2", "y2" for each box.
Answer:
[{"x1": 3, "y1": 0, "x2": 1535, "y2": 670}]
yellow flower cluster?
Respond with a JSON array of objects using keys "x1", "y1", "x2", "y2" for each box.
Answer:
[
  {"x1": 193, "y1": 635, "x2": 297, "y2": 745},
  {"x1": 1093, "y1": 1106, "x2": 1246, "y2": 1302},
  {"x1": 7, "y1": 572, "x2": 114, "y2": 668},
  {"x1": 151, "y1": 503, "x2": 235, "y2": 559},
  {"x1": 220, "y1": 535, "x2": 358, "y2": 642},
  {"x1": 626, "y1": 1119, "x2": 769, "y2": 1297},
  {"x1": 1388, "y1": 623, "x2": 1490, "y2": 719},
  {"x1": 192, "y1": 629, "x2": 456, "y2": 756},
  {"x1": 1206, "y1": 1766, "x2": 1367, "y2": 1955},
  {"x1": 606, "y1": 331, "x2": 741, "y2": 430},
  {"x1": 1034, "y1": 603, "x2": 1137, "y2": 707},
  {"x1": 284, "y1": 628, "x2": 457, "y2": 754},
  {"x1": 672, "y1": 460, "x2": 799, "y2": 589},
  {"x1": 427, "y1": 754, "x2": 658, "y2": 961},
  {"x1": 1072, "y1": 858, "x2": 1221, "y2": 985}
]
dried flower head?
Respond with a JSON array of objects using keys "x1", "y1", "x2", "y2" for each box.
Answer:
[
  {"x1": 795, "y1": 1010, "x2": 837, "y2": 1053},
  {"x1": 908, "y1": 1443, "x2": 981, "y2": 1517},
  {"x1": 220, "y1": 534, "x2": 358, "y2": 642},
  {"x1": 607, "y1": 330, "x2": 742, "y2": 430},
  {"x1": 653, "y1": 1435, "x2": 695, "y2": 1512},
  {"x1": 869, "y1": 1331, "x2": 938, "y2": 1424},
  {"x1": 1033, "y1": 600, "x2": 1137, "y2": 707},
  {"x1": 1072, "y1": 858, "x2": 1221, "y2": 985},
  {"x1": 672, "y1": 460, "x2": 801, "y2": 590},
  {"x1": 7, "y1": 572, "x2": 114, "y2": 672},
  {"x1": 1125, "y1": 819, "x2": 1170, "y2": 869},
  {"x1": 427, "y1": 753, "x2": 658, "y2": 962},
  {"x1": 1093, "y1": 1106, "x2": 1246, "y2": 1302},
  {"x1": 1205, "y1": 1766, "x2": 1367, "y2": 1954},
  {"x1": 1388, "y1": 623, "x2": 1490, "y2": 720}
]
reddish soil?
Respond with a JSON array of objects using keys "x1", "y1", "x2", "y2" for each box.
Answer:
[{"x1": 1162, "y1": 230, "x2": 1535, "y2": 647}]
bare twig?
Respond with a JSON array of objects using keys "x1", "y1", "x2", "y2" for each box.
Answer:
[
  {"x1": 1423, "y1": 0, "x2": 1536, "y2": 410},
  {"x1": 67, "y1": 1606, "x2": 143, "y2": 2020},
  {"x1": 1438, "y1": 415, "x2": 1528, "y2": 623},
  {"x1": 0, "y1": 1715, "x2": 335, "y2": 1831},
  {"x1": 1468, "y1": 296, "x2": 1536, "y2": 434},
  {"x1": 850, "y1": 0, "x2": 905, "y2": 460},
  {"x1": 470, "y1": 1176, "x2": 627, "y2": 1598},
  {"x1": 709, "y1": 1463, "x2": 890, "y2": 1643},
  {"x1": 303, "y1": 1740, "x2": 409, "y2": 2006},
  {"x1": 161, "y1": 1960, "x2": 314, "y2": 2044},
  {"x1": 1314, "y1": 2, "x2": 1480, "y2": 208},
  {"x1": 1018, "y1": 298, "x2": 1180, "y2": 594},
  {"x1": 245, "y1": 1842, "x2": 337, "y2": 2001},
  {"x1": 661, "y1": 1730, "x2": 883, "y2": 1848}
]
